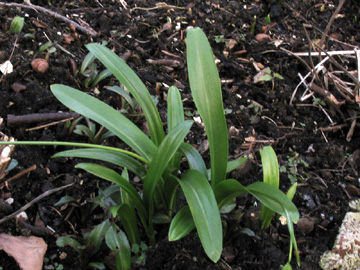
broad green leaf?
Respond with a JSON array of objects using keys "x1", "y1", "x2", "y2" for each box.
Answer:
[
  {"x1": 167, "y1": 86, "x2": 184, "y2": 132},
  {"x1": 9, "y1": 16, "x2": 24, "y2": 33},
  {"x1": 168, "y1": 205, "x2": 195, "y2": 241},
  {"x1": 143, "y1": 121, "x2": 193, "y2": 212},
  {"x1": 117, "y1": 204, "x2": 141, "y2": 245},
  {"x1": 53, "y1": 148, "x2": 147, "y2": 177},
  {"x1": 75, "y1": 163, "x2": 148, "y2": 230},
  {"x1": 247, "y1": 182, "x2": 299, "y2": 223},
  {"x1": 214, "y1": 179, "x2": 248, "y2": 208},
  {"x1": 208, "y1": 156, "x2": 249, "y2": 180},
  {"x1": 259, "y1": 146, "x2": 279, "y2": 229},
  {"x1": 51, "y1": 84, "x2": 156, "y2": 162},
  {"x1": 86, "y1": 43, "x2": 165, "y2": 146},
  {"x1": 180, "y1": 143, "x2": 208, "y2": 179},
  {"x1": 86, "y1": 219, "x2": 111, "y2": 256},
  {"x1": 56, "y1": 237, "x2": 85, "y2": 253},
  {"x1": 187, "y1": 27, "x2": 228, "y2": 187},
  {"x1": 176, "y1": 170, "x2": 222, "y2": 262},
  {"x1": 105, "y1": 225, "x2": 131, "y2": 270},
  {"x1": 226, "y1": 157, "x2": 248, "y2": 173},
  {"x1": 214, "y1": 180, "x2": 299, "y2": 223},
  {"x1": 260, "y1": 146, "x2": 279, "y2": 188}
]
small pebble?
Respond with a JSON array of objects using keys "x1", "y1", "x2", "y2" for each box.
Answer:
[{"x1": 255, "y1": 33, "x2": 271, "y2": 43}]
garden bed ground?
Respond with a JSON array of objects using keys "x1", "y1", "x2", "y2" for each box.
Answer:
[{"x1": 0, "y1": 0, "x2": 360, "y2": 269}]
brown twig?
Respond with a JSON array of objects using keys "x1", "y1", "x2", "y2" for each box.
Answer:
[
  {"x1": 7, "y1": 112, "x2": 80, "y2": 127},
  {"x1": 0, "y1": 1, "x2": 98, "y2": 37},
  {"x1": 26, "y1": 117, "x2": 77, "y2": 132},
  {"x1": 319, "y1": 0, "x2": 346, "y2": 48},
  {"x1": 0, "y1": 164, "x2": 37, "y2": 187},
  {"x1": 0, "y1": 183, "x2": 73, "y2": 225}
]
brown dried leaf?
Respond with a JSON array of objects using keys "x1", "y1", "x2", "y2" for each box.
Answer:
[{"x1": 0, "y1": 234, "x2": 47, "y2": 270}]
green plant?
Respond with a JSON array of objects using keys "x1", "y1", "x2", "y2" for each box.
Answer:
[
  {"x1": 9, "y1": 16, "x2": 24, "y2": 34},
  {"x1": 280, "y1": 152, "x2": 309, "y2": 184},
  {"x1": 257, "y1": 68, "x2": 284, "y2": 91},
  {"x1": 38, "y1": 41, "x2": 57, "y2": 61},
  {"x1": 265, "y1": 14, "x2": 271, "y2": 25},
  {"x1": 72, "y1": 117, "x2": 115, "y2": 144},
  {"x1": 0, "y1": 28, "x2": 299, "y2": 268},
  {"x1": 80, "y1": 47, "x2": 112, "y2": 88}
]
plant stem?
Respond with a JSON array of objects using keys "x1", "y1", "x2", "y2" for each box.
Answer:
[{"x1": 0, "y1": 141, "x2": 149, "y2": 164}]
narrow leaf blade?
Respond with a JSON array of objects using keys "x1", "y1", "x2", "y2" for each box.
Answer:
[
  {"x1": 168, "y1": 205, "x2": 195, "y2": 241},
  {"x1": 177, "y1": 170, "x2": 222, "y2": 262},
  {"x1": 143, "y1": 121, "x2": 193, "y2": 211},
  {"x1": 53, "y1": 148, "x2": 147, "y2": 177},
  {"x1": 86, "y1": 43, "x2": 165, "y2": 146},
  {"x1": 187, "y1": 28, "x2": 228, "y2": 187},
  {"x1": 51, "y1": 84, "x2": 156, "y2": 161}
]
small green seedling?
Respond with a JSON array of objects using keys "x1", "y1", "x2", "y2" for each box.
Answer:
[
  {"x1": 73, "y1": 117, "x2": 114, "y2": 144},
  {"x1": 9, "y1": 16, "x2": 24, "y2": 34},
  {"x1": 258, "y1": 68, "x2": 284, "y2": 91},
  {"x1": 38, "y1": 41, "x2": 57, "y2": 61},
  {"x1": 265, "y1": 14, "x2": 271, "y2": 25}
]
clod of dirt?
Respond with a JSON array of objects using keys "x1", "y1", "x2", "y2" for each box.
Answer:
[
  {"x1": 296, "y1": 217, "x2": 315, "y2": 235},
  {"x1": 31, "y1": 58, "x2": 49, "y2": 73},
  {"x1": 11, "y1": 82, "x2": 26, "y2": 93}
]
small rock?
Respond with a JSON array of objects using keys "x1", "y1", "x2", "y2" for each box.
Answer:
[
  {"x1": 297, "y1": 217, "x2": 315, "y2": 235},
  {"x1": 31, "y1": 58, "x2": 49, "y2": 73},
  {"x1": 255, "y1": 33, "x2": 271, "y2": 43}
]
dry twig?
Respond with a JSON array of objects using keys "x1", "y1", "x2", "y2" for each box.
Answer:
[
  {"x1": 0, "y1": 1, "x2": 98, "y2": 36},
  {"x1": 0, "y1": 183, "x2": 73, "y2": 225}
]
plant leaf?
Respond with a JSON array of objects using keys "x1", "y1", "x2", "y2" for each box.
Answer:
[
  {"x1": 180, "y1": 143, "x2": 208, "y2": 179},
  {"x1": 168, "y1": 205, "x2": 195, "y2": 241},
  {"x1": 75, "y1": 163, "x2": 148, "y2": 230},
  {"x1": 167, "y1": 86, "x2": 185, "y2": 173},
  {"x1": 117, "y1": 204, "x2": 141, "y2": 245},
  {"x1": 90, "y1": 69, "x2": 112, "y2": 88},
  {"x1": 86, "y1": 43, "x2": 165, "y2": 146},
  {"x1": 53, "y1": 148, "x2": 147, "y2": 177},
  {"x1": 105, "y1": 225, "x2": 131, "y2": 270},
  {"x1": 167, "y1": 86, "x2": 184, "y2": 132},
  {"x1": 214, "y1": 180, "x2": 299, "y2": 223},
  {"x1": 56, "y1": 237, "x2": 85, "y2": 254},
  {"x1": 187, "y1": 27, "x2": 228, "y2": 187},
  {"x1": 86, "y1": 219, "x2": 111, "y2": 256},
  {"x1": 143, "y1": 121, "x2": 193, "y2": 212},
  {"x1": 106, "y1": 86, "x2": 135, "y2": 110},
  {"x1": 176, "y1": 170, "x2": 222, "y2": 262},
  {"x1": 259, "y1": 146, "x2": 279, "y2": 229},
  {"x1": 51, "y1": 84, "x2": 156, "y2": 162}
]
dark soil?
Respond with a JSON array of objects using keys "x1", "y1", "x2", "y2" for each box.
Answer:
[{"x1": 0, "y1": 0, "x2": 360, "y2": 269}]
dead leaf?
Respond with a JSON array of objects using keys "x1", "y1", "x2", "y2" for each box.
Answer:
[{"x1": 0, "y1": 234, "x2": 47, "y2": 270}]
